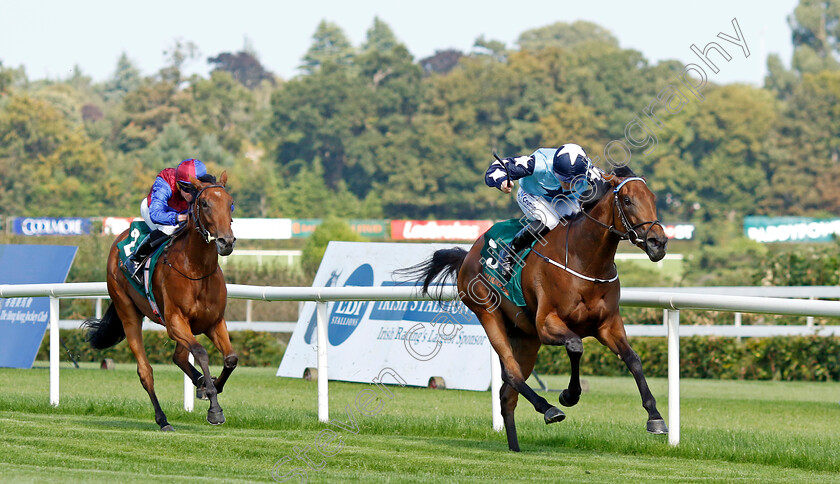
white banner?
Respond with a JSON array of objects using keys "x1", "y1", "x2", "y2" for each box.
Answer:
[
  {"x1": 231, "y1": 218, "x2": 292, "y2": 239},
  {"x1": 277, "y1": 242, "x2": 493, "y2": 391},
  {"x1": 103, "y1": 217, "x2": 293, "y2": 239}
]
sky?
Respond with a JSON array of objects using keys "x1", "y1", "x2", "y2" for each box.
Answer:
[{"x1": 0, "y1": 0, "x2": 800, "y2": 86}]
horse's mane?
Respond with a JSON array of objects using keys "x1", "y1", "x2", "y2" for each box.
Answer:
[{"x1": 610, "y1": 165, "x2": 637, "y2": 177}]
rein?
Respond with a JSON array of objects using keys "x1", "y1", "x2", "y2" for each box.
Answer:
[
  {"x1": 532, "y1": 176, "x2": 657, "y2": 284},
  {"x1": 192, "y1": 184, "x2": 227, "y2": 244},
  {"x1": 582, "y1": 177, "x2": 662, "y2": 246}
]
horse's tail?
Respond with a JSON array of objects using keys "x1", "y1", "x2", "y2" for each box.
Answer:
[
  {"x1": 82, "y1": 303, "x2": 126, "y2": 350},
  {"x1": 395, "y1": 247, "x2": 468, "y2": 300}
]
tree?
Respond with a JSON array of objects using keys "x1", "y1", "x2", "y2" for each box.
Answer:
[
  {"x1": 361, "y1": 17, "x2": 400, "y2": 53},
  {"x1": 300, "y1": 21, "x2": 355, "y2": 74},
  {"x1": 207, "y1": 51, "x2": 275, "y2": 89},
  {"x1": 419, "y1": 50, "x2": 463, "y2": 75},
  {"x1": 517, "y1": 20, "x2": 619, "y2": 51},
  {"x1": 103, "y1": 53, "x2": 141, "y2": 102},
  {"x1": 788, "y1": 0, "x2": 840, "y2": 74},
  {"x1": 160, "y1": 38, "x2": 200, "y2": 85},
  {"x1": 765, "y1": 53, "x2": 799, "y2": 98},
  {"x1": 0, "y1": 94, "x2": 107, "y2": 216},
  {"x1": 301, "y1": 217, "x2": 365, "y2": 276}
]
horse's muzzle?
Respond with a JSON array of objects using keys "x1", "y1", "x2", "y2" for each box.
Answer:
[
  {"x1": 645, "y1": 235, "x2": 668, "y2": 262},
  {"x1": 216, "y1": 236, "x2": 236, "y2": 256}
]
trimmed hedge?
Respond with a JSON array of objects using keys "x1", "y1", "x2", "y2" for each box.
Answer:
[
  {"x1": 41, "y1": 330, "x2": 840, "y2": 381},
  {"x1": 38, "y1": 329, "x2": 288, "y2": 368},
  {"x1": 534, "y1": 335, "x2": 840, "y2": 381}
]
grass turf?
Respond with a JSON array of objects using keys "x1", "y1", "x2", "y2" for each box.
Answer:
[{"x1": 1, "y1": 363, "x2": 839, "y2": 482}]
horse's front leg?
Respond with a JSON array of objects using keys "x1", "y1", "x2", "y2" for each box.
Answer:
[
  {"x1": 205, "y1": 319, "x2": 238, "y2": 394},
  {"x1": 173, "y1": 343, "x2": 204, "y2": 388},
  {"x1": 167, "y1": 315, "x2": 225, "y2": 425},
  {"x1": 597, "y1": 316, "x2": 668, "y2": 434},
  {"x1": 540, "y1": 313, "x2": 583, "y2": 407}
]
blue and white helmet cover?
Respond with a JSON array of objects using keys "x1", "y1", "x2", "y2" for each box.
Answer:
[{"x1": 552, "y1": 144, "x2": 590, "y2": 182}]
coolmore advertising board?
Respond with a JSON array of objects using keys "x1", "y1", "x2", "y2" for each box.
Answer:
[
  {"x1": 13, "y1": 217, "x2": 91, "y2": 236},
  {"x1": 0, "y1": 245, "x2": 77, "y2": 368},
  {"x1": 277, "y1": 242, "x2": 494, "y2": 391}
]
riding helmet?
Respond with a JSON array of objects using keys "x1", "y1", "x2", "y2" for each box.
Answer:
[
  {"x1": 175, "y1": 158, "x2": 207, "y2": 189},
  {"x1": 553, "y1": 144, "x2": 590, "y2": 182}
]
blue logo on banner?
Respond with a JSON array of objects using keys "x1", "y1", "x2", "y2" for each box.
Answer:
[
  {"x1": 328, "y1": 264, "x2": 374, "y2": 346},
  {"x1": 0, "y1": 245, "x2": 77, "y2": 368},
  {"x1": 13, "y1": 217, "x2": 91, "y2": 236},
  {"x1": 369, "y1": 281, "x2": 480, "y2": 325}
]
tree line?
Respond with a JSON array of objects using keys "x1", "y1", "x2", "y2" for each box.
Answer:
[{"x1": 1, "y1": 1, "x2": 838, "y2": 236}]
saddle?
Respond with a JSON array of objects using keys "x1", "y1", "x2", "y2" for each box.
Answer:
[{"x1": 116, "y1": 222, "x2": 171, "y2": 317}]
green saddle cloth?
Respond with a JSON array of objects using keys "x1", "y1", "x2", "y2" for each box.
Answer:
[
  {"x1": 116, "y1": 222, "x2": 168, "y2": 315},
  {"x1": 479, "y1": 219, "x2": 537, "y2": 307}
]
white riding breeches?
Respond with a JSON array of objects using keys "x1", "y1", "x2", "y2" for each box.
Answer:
[
  {"x1": 140, "y1": 198, "x2": 178, "y2": 236},
  {"x1": 516, "y1": 189, "x2": 579, "y2": 230}
]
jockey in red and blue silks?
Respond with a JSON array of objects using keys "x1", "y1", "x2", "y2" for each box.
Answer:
[
  {"x1": 124, "y1": 158, "x2": 208, "y2": 281},
  {"x1": 484, "y1": 143, "x2": 605, "y2": 279}
]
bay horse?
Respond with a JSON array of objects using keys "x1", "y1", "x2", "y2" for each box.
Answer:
[
  {"x1": 83, "y1": 172, "x2": 237, "y2": 431},
  {"x1": 405, "y1": 166, "x2": 668, "y2": 451}
]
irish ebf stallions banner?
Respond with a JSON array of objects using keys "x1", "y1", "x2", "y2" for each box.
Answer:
[
  {"x1": 277, "y1": 242, "x2": 494, "y2": 391},
  {"x1": 0, "y1": 245, "x2": 77, "y2": 368}
]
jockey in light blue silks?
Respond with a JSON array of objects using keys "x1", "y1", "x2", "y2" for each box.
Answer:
[{"x1": 484, "y1": 143, "x2": 605, "y2": 279}]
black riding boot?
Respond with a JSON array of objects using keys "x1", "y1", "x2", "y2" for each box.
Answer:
[
  {"x1": 126, "y1": 230, "x2": 168, "y2": 283},
  {"x1": 496, "y1": 220, "x2": 551, "y2": 280}
]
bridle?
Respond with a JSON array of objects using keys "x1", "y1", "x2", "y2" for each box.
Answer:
[
  {"x1": 530, "y1": 176, "x2": 661, "y2": 284},
  {"x1": 162, "y1": 184, "x2": 229, "y2": 281},
  {"x1": 190, "y1": 184, "x2": 228, "y2": 244},
  {"x1": 583, "y1": 177, "x2": 662, "y2": 248}
]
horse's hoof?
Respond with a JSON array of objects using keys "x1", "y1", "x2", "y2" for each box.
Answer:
[
  {"x1": 543, "y1": 406, "x2": 566, "y2": 424},
  {"x1": 196, "y1": 386, "x2": 209, "y2": 401},
  {"x1": 646, "y1": 418, "x2": 668, "y2": 434},
  {"x1": 558, "y1": 389, "x2": 580, "y2": 407},
  {"x1": 207, "y1": 408, "x2": 226, "y2": 425},
  {"x1": 160, "y1": 424, "x2": 175, "y2": 432}
]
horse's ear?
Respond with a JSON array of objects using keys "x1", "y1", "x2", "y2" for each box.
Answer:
[
  {"x1": 219, "y1": 171, "x2": 227, "y2": 187},
  {"x1": 189, "y1": 175, "x2": 203, "y2": 190}
]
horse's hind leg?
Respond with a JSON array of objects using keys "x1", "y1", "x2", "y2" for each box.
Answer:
[
  {"x1": 500, "y1": 329, "x2": 543, "y2": 452},
  {"x1": 597, "y1": 317, "x2": 667, "y2": 434},
  {"x1": 205, "y1": 319, "x2": 238, "y2": 394},
  {"x1": 167, "y1": 316, "x2": 225, "y2": 425},
  {"x1": 120, "y1": 306, "x2": 173, "y2": 431},
  {"x1": 479, "y1": 311, "x2": 564, "y2": 426}
]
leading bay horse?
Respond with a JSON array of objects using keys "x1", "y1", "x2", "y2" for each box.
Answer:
[
  {"x1": 83, "y1": 172, "x2": 237, "y2": 431},
  {"x1": 405, "y1": 166, "x2": 669, "y2": 451}
]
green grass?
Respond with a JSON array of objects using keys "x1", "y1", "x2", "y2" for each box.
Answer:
[{"x1": 1, "y1": 363, "x2": 839, "y2": 482}]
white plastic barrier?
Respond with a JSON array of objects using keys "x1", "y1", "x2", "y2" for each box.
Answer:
[{"x1": 6, "y1": 283, "x2": 840, "y2": 446}]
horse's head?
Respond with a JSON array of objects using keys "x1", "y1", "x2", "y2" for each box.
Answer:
[
  {"x1": 603, "y1": 167, "x2": 668, "y2": 262},
  {"x1": 189, "y1": 171, "x2": 236, "y2": 256}
]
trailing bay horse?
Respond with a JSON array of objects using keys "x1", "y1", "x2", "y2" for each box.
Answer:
[
  {"x1": 405, "y1": 166, "x2": 668, "y2": 451},
  {"x1": 83, "y1": 172, "x2": 237, "y2": 431}
]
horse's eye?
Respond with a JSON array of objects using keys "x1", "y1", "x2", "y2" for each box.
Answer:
[
  {"x1": 623, "y1": 197, "x2": 631, "y2": 205},
  {"x1": 230, "y1": 203, "x2": 235, "y2": 213},
  {"x1": 201, "y1": 199, "x2": 209, "y2": 208}
]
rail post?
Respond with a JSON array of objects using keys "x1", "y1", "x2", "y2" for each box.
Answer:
[
  {"x1": 667, "y1": 309, "x2": 680, "y2": 446},
  {"x1": 184, "y1": 353, "x2": 195, "y2": 411},
  {"x1": 490, "y1": 348, "x2": 503, "y2": 431},
  {"x1": 50, "y1": 296, "x2": 59, "y2": 407},
  {"x1": 317, "y1": 301, "x2": 329, "y2": 422}
]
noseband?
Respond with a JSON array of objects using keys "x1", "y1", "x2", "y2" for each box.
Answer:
[
  {"x1": 191, "y1": 184, "x2": 228, "y2": 244},
  {"x1": 585, "y1": 177, "x2": 662, "y2": 246}
]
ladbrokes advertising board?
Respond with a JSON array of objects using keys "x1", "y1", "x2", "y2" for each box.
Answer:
[{"x1": 277, "y1": 242, "x2": 494, "y2": 391}]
